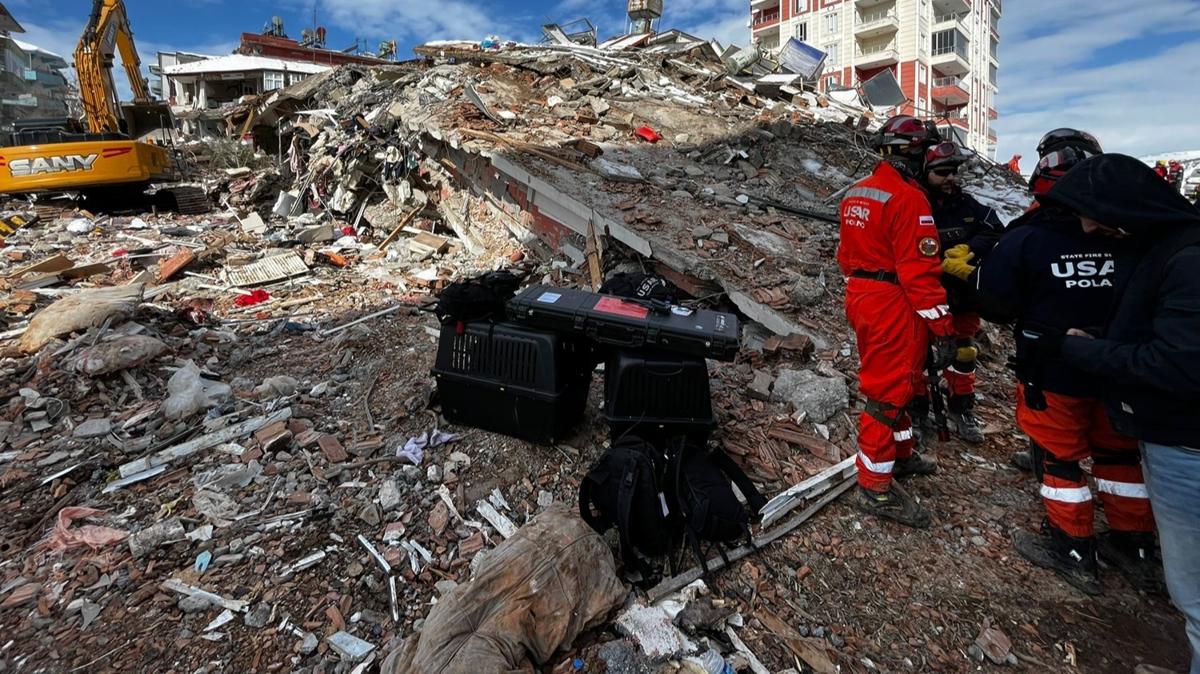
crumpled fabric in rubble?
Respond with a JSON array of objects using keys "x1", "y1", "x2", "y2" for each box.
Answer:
[
  {"x1": 380, "y1": 504, "x2": 627, "y2": 674},
  {"x1": 396, "y1": 428, "x2": 459, "y2": 465},
  {"x1": 44, "y1": 507, "x2": 128, "y2": 553}
]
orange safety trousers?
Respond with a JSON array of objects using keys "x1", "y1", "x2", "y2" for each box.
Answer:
[
  {"x1": 1016, "y1": 385, "x2": 1155, "y2": 538},
  {"x1": 847, "y1": 281, "x2": 929, "y2": 492}
]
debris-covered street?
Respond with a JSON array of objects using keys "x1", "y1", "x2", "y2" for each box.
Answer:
[{"x1": 0, "y1": 17, "x2": 1193, "y2": 674}]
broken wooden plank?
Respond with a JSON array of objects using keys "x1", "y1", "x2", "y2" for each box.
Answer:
[
  {"x1": 118, "y1": 408, "x2": 292, "y2": 479},
  {"x1": 5, "y1": 253, "x2": 72, "y2": 279},
  {"x1": 647, "y1": 476, "x2": 855, "y2": 602},
  {"x1": 378, "y1": 206, "x2": 423, "y2": 252},
  {"x1": 759, "y1": 455, "x2": 856, "y2": 527}
]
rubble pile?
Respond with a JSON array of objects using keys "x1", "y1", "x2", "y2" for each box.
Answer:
[{"x1": 2, "y1": 34, "x2": 1176, "y2": 674}]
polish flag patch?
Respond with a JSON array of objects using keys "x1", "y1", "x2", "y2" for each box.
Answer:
[{"x1": 919, "y1": 215, "x2": 936, "y2": 227}]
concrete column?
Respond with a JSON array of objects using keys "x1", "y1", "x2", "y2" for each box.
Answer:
[{"x1": 197, "y1": 78, "x2": 207, "y2": 109}]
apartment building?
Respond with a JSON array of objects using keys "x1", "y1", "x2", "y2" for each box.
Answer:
[{"x1": 751, "y1": 0, "x2": 1001, "y2": 157}]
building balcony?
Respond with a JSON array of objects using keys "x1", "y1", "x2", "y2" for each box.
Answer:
[
  {"x1": 856, "y1": 43, "x2": 900, "y2": 68},
  {"x1": 750, "y1": 0, "x2": 778, "y2": 9},
  {"x1": 932, "y1": 0, "x2": 970, "y2": 14},
  {"x1": 933, "y1": 13, "x2": 969, "y2": 34},
  {"x1": 856, "y1": 9, "x2": 900, "y2": 38},
  {"x1": 752, "y1": 7, "x2": 781, "y2": 27},
  {"x1": 988, "y1": 128, "x2": 998, "y2": 142},
  {"x1": 855, "y1": 0, "x2": 894, "y2": 7},
  {"x1": 932, "y1": 76, "x2": 970, "y2": 106},
  {"x1": 988, "y1": 106, "x2": 998, "y2": 120},
  {"x1": 931, "y1": 45, "x2": 970, "y2": 75}
]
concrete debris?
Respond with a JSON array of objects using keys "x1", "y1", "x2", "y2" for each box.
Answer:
[
  {"x1": 0, "y1": 15, "x2": 1108, "y2": 674},
  {"x1": 773, "y1": 369, "x2": 849, "y2": 424}
]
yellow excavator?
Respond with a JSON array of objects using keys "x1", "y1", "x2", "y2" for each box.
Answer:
[{"x1": 0, "y1": 0, "x2": 207, "y2": 212}]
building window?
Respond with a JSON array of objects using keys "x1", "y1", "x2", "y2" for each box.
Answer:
[
  {"x1": 289, "y1": 72, "x2": 308, "y2": 85},
  {"x1": 932, "y1": 29, "x2": 969, "y2": 59},
  {"x1": 825, "y1": 12, "x2": 838, "y2": 35},
  {"x1": 263, "y1": 71, "x2": 285, "y2": 91},
  {"x1": 794, "y1": 22, "x2": 808, "y2": 42},
  {"x1": 794, "y1": 0, "x2": 809, "y2": 14},
  {"x1": 824, "y1": 43, "x2": 838, "y2": 65}
]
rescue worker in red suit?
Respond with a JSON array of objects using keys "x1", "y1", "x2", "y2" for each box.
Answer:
[
  {"x1": 950, "y1": 137, "x2": 1161, "y2": 596},
  {"x1": 1154, "y1": 160, "x2": 1169, "y2": 181},
  {"x1": 838, "y1": 115, "x2": 957, "y2": 528},
  {"x1": 910, "y1": 141, "x2": 1005, "y2": 444}
]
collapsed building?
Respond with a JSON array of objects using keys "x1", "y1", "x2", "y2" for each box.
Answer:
[{"x1": 0, "y1": 30, "x2": 1143, "y2": 674}]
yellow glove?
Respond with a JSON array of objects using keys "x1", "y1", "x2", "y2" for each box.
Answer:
[
  {"x1": 945, "y1": 244, "x2": 973, "y2": 260},
  {"x1": 942, "y1": 251, "x2": 976, "y2": 281}
]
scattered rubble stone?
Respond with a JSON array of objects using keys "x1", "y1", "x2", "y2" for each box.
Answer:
[{"x1": 773, "y1": 369, "x2": 849, "y2": 423}]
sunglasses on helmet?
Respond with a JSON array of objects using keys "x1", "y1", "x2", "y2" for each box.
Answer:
[{"x1": 931, "y1": 166, "x2": 958, "y2": 177}]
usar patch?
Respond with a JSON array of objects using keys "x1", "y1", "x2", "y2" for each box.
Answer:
[{"x1": 919, "y1": 237, "x2": 940, "y2": 257}]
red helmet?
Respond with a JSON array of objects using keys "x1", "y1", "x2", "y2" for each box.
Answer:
[
  {"x1": 1036, "y1": 128, "x2": 1102, "y2": 156},
  {"x1": 1029, "y1": 146, "x2": 1095, "y2": 195},
  {"x1": 925, "y1": 141, "x2": 966, "y2": 171},
  {"x1": 876, "y1": 115, "x2": 938, "y2": 154}
]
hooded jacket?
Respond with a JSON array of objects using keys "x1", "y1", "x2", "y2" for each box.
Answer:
[
  {"x1": 1052, "y1": 154, "x2": 1200, "y2": 446},
  {"x1": 972, "y1": 204, "x2": 1134, "y2": 397}
]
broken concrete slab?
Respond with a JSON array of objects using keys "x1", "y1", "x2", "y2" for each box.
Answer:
[
  {"x1": 773, "y1": 369, "x2": 848, "y2": 424},
  {"x1": 73, "y1": 418, "x2": 112, "y2": 439}
]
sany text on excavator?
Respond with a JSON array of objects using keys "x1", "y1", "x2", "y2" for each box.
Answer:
[{"x1": 0, "y1": 0, "x2": 206, "y2": 212}]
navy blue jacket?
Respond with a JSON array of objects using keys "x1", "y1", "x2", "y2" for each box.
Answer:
[
  {"x1": 973, "y1": 205, "x2": 1134, "y2": 397},
  {"x1": 928, "y1": 187, "x2": 1004, "y2": 311},
  {"x1": 1050, "y1": 154, "x2": 1200, "y2": 446}
]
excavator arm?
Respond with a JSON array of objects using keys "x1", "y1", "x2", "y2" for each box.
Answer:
[{"x1": 74, "y1": 0, "x2": 155, "y2": 134}]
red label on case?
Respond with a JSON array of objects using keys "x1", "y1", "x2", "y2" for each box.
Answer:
[{"x1": 594, "y1": 297, "x2": 650, "y2": 319}]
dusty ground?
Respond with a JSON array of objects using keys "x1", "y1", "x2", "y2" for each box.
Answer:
[{"x1": 3, "y1": 298, "x2": 1185, "y2": 674}]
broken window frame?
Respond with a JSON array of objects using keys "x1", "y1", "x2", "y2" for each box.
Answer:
[{"x1": 263, "y1": 71, "x2": 284, "y2": 92}]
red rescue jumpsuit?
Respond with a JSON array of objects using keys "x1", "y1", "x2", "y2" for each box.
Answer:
[{"x1": 839, "y1": 161, "x2": 955, "y2": 492}]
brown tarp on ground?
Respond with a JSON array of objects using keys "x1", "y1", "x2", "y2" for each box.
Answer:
[{"x1": 381, "y1": 504, "x2": 627, "y2": 674}]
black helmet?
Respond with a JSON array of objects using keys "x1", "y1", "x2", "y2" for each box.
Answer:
[
  {"x1": 1029, "y1": 145, "x2": 1096, "y2": 195},
  {"x1": 876, "y1": 115, "x2": 939, "y2": 155},
  {"x1": 1036, "y1": 128, "x2": 1102, "y2": 157}
]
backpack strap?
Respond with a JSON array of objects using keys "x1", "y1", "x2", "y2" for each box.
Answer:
[
  {"x1": 615, "y1": 459, "x2": 643, "y2": 570},
  {"x1": 578, "y1": 473, "x2": 606, "y2": 533},
  {"x1": 711, "y1": 449, "x2": 768, "y2": 518}
]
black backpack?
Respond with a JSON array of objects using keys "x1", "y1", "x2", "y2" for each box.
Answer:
[
  {"x1": 434, "y1": 271, "x2": 521, "y2": 326},
  {"x1": 579, "y1": 438, "x2": 675, "y2": 580},
  {"x1": 579, "y1": 436, "x2": 766, "y2": 583},
  {"x1": 666, "y1": 439, "x2": 768, "y2": 577}
]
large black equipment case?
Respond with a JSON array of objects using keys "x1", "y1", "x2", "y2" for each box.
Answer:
[
  {"x1": 604, "y1": 349, "x2": 715, "y2": 445},
  {"x1": 506, "y1": 285, "x2": 740, "y2": 362},
  {"x1": 432, "y1": 321, "x2": 593, "y2": 444}
]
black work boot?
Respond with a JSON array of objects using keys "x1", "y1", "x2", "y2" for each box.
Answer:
[
  {"x1": 1098, "y1": 531, "x2": 1166, "y2": 595},
  {"x1": 1013, "y1": 523, "x2": 1102, "y2": 595},
  {"x1": 1011, "y1": 450, "x2": 1034, "y2": 472},
  {"x1": 948, "y1": 395, "x2": 985, "y2": 444},
  {"x1": 856, "y1": 484, "x2": 931, "y2": 528},
  {"x1": 894, "y1": 451, "x2": 938, "y2": 478}
]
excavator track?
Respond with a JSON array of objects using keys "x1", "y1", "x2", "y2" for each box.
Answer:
[{"x1": 158, "y1": 185, "x2": 212, "y2": 215}]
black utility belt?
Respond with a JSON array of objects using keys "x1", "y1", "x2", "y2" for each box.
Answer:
[{"x1": 850, "y1": 270, "x2": 899, "y2": 284}]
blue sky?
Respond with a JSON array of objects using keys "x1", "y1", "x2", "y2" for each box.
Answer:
[{"x1": 10, "y1": 0, "x2": 1200, "y2": 160}]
